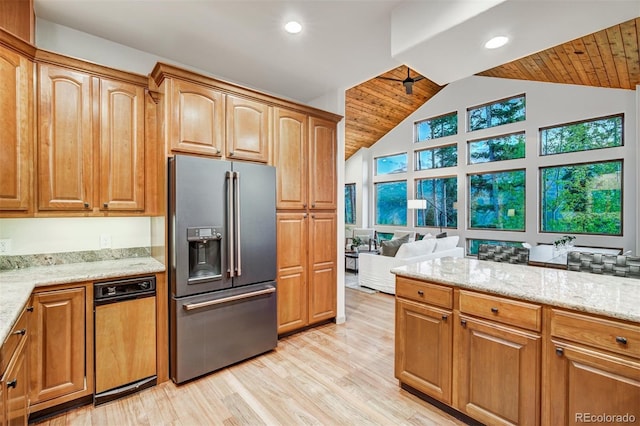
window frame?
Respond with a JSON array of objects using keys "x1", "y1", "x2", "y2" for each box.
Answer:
[
  {"x1": 374, "y1": 152, "x2": 408, "y2": 176},
  {"x1": 539, "y1": 113, "x2": 624, "y2": 156},
  {"x1": 467, "y1": 131, "x2": 526, "y2": 165},
  {"x1": 374, "y1": 180, "x2": 408, "y2": 226},
  {"x1": 467, "y1": 93, "x2": 526, "y2": 132},
  {"x1": 414, "y1": 111, "x2": 458, "y2": 143},
  {"x1": 415, "y1": 143, "x2": 458, "y2": 171},
  {"x1": 344, "y1": 183, "x2": 356, "y2": 225}
]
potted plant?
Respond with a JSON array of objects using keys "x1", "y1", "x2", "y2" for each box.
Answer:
[
  {"x1": 553, "y1": 235, "x2": 576, "y2": 253},
  {"x1": 350, "y1": 236, "x2": 364, "y2": 252}
]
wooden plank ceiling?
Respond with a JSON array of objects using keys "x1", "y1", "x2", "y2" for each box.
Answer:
[{"x1": 345, "y1": 17, "x2": 640, "y2": 160}]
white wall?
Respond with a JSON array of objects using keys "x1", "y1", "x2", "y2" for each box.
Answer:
[
  {"x1": 346, "y1": 75, "x2": 638, "y2": 254},
  {"x1": 345, "y1": 148, "x2": 369, "y2": 229},
  {"x1": 0, "y1": 217, "x2": 151, "y2": 255}
]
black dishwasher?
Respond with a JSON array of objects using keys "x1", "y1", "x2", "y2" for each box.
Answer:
[{"x1": 94, "y1": 276, "x2": 157, "y2": 405}]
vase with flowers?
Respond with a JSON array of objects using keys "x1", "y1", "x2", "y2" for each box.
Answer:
[{"x1": 553, "y1": 235, "x2": 576, "y2": 255}]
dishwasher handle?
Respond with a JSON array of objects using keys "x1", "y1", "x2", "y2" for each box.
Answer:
[{"x1": 183, "y1": 286, "x2": 275, "y2": 311}]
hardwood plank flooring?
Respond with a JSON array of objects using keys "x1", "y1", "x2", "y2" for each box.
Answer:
[{"x1": 33, "y1": 287, "x2": 466, "y2": 425}]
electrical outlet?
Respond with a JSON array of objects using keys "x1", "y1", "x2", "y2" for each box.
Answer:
[
  {"x1": 99, "y1": 234, "x2": 112, "y2": 249},
  {"x1": 0, "y1": 239, "x2": 11, "y2": 254}
]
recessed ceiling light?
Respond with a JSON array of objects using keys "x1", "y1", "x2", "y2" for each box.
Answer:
[
  {"x1": 284, "y1": 21, "x2": 302, "y2": 34},
  {"x1": 484, "y1": 36, "x2": 509, "y2": 49}
]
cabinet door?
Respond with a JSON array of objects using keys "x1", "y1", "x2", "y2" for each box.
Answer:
[
  {"x1": 169, "y1": 78, "x2": 223, "y2": 156},
  {"x1": 276, "y1": 212, "x2": 308, "y2": 334},
  {"x1": 30, "y1": 287, "x2": 87, "y2": 406},
  {"x1": 395, "y1": 298, "x2": 452, "y2": 404},
  {"x1": 308, "y1": 116, "x2": 336, "y2": 210},
  {"x1": 226, "y1": 95, "x2": 269, "y2": 163},
  {"x1": 545, "y1": 340, "x2": 640, "y2": 426},
  {"x1": 99, "y1": 78, "x2": 145, "y2": 211},
  {"x1": 274, "y1": 108, "x2": 307, "y2": 209},
  {"x1": 38, "y1": 64, "x2": 93, "y2": 211},
  {"x1": 456, "y1": 315, "x2": 541, "y2": 426},
  {"x1": 4, "y1": 337, "x2": 28, "y2": 426},
  {"x1": 0, "y1": 45, "x2": 32, "y2": 212},
  {"x1": 308, "y1": 212, "x2": 336, "y2": 324}
]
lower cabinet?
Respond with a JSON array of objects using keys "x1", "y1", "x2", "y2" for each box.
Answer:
[
  {"x1": 29, "y1": 285, "x2": 93, "y2": 413},
  {"x1": 276, "y1": 211, "x2": 336, "y2": 334},
  {"x1": 1, "y1": 303, "x2": 30, "y2": 426},
  {"x1": 455, "y1": 315, "x2": 541, "y2": 425}
]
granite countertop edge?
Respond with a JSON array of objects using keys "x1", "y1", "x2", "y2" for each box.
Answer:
[
  {"x1": 1, "y1": 257, "x2": 166, "y2": 344},
  {"x1": 392, "y1": 257, "x2": 640, "y2": 324}
]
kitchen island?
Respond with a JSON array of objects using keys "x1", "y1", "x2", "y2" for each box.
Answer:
[{"x1": 391, "y1": 257, "x2": 639, "y2": 426}]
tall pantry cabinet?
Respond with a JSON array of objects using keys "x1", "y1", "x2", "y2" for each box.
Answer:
[{"x1": 275, "y1": 110, "x2": 338, "y2": 335}]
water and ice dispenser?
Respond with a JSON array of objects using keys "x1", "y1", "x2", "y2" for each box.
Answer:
[{"x1": 187, "y1": 227, "x2": 222, "y2": 283}]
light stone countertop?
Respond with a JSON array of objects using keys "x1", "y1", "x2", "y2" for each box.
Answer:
[
  {"x1": 392, "y1": 257, "x2": 640, "y2": 323},
  {"x1": 0, "y1": 257, "x2": 165, "y2": 344}
]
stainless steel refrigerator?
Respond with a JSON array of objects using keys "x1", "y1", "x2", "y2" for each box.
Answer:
[{"x1": 168, "y1": 154, "x2": 277, "y2": 384}]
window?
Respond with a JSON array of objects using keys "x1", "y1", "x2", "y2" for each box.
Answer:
[
  {"x1": 540, "y1": 114, "x2": 623, "y2": 155},
  {"x1": 415, "y1": 177, "x2": 458, "y2": 228},
  {"x1": 415, "y1": 144, "x2": 458, "y2": 170},
  {"x1": 415, "y1": 112, "x2": 458, "y2": 143},
  {"x1": 468, "y1": 94, "x2": 525, "y2": 131},
  {"x1": 468, "y1": 132, "x2": 525, "y2": 164},
  {"x1": 375, "y1": 181, "x2": 407, "y2": 226},
  {"x1": 541, "y1": 160, "x2": 622, "y2": 235},
  {"x1": 345, "y1": 183, "x2": 356, "y2": 224},
  {"x1": 467, "y1": 239, "x2": 524, "y2": 256},
  {"x1": 375, "y1": 153, "x2": 407, "y2": 175},
  {"x1": 469, "y1": 169, "x2": 526, "y2": 231}
]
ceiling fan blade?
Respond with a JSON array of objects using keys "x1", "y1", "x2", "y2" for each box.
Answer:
[
  {"x1": 413, "y1": 76, "x2": 426, "y2": 82},
  {"x1": 377, "y1": 76, "x2": 404, "y2": 82}
]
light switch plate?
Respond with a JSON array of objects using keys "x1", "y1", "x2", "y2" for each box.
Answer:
[
  {"x1": 99, "y1": 234, "x2": 112, "y2": 249},
  {"x1": 0, "y1": 239, "x2": 11, "y2": 254}
]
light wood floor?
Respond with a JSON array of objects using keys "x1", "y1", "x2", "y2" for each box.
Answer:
[{"x1": 33, "y1": 286, "x2": 466, "y2": 425}]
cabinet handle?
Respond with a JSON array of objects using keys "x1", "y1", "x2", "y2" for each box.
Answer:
[
  {"x1": 303, "y1": 213, "x2": 307, "y2": 218},
  {"x1": 12, "y1": 329, "x2": 26, "y2": 336},
  {"x1": 312, "y1": 203, "x2": 316, "y2": 208},
  {"x1": 311, "y1": 214, "x2": 315, "y2": 219},
  {"x1": 460, "y1": 319, "x2": 467, "y2": 327},
  {"x1": 441, "y1": 315, "x2": 448, "y2": 321},
  {"x1": 26, "y1": 306, "x2": 34, "y2": 312},
  {"x1": 103, "y1": 203, "x2": 108, "y2": 208},
  {"x1": 84, "y1": 202, "x2": 89, "y2": 208},
  {"x1": 417, "y1": 290, "x2": 424, "y2": 296},
  {"x1": 555, "y1": 347, "x2": 564, "y2": 356},
  {"x1": 616, "y1": 336, "x2": 628, "y2": 345},
  {"x1": 303, "y1": 204, "x2": 307, "y2": 208},
  {"x1": 229, "y1": 151, "x2": 234, "y2": 156},
  {"x1": 7, "y1": 379, "x2": 17, "y2": 389},
  {"x1": 490, "y1": 307, "x2": 499, "y2": 313}
]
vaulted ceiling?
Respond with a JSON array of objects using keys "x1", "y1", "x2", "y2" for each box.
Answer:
[{"x1": 345, "y1": 17, "x2": 640, "y2": 160}]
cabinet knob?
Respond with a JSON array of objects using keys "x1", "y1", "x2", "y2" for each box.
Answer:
[
  {"x1": 26, "y1": 306, "x2": 34, "y2": 312},
  {"x1": 303, "y1": 204, "x2": 307, "y2": 208},
  {"x1": 215, "y1": 148, "x2": 220, "y2": 154},
  {"x1": 303, "y1": 213, "x2": 307, "y2": 218},
  {"x1": 441, "y1": 315, "x2": 448, "y2": 321},
  {"x1": 555, "y1": 347, "x2": 564, "y2": 356},
  {"x1": 460, "y1": 319, "x2": 467, "y2": 327},
  {"x1": 417, "y1": 290, "x2": 424, "y2": 296},
  {"x1": 12, "y1": 329, "x2": 26, "y2": 336},
  {"x1": 84, "y1": 202, "x2": 89, "y2": 208},
  {"x1": 490, "y1": 307, "x2": 499, "y2": 313},
  {"x1": 103, "y1": 203, "x2": 108, "y2": 208},
  {"x1": 616, "y1": 336, "x2": 628, "y2": 345},
  {"x1": 7, "y1": 379, "x2": 17, "y2": 389},
  {"x1": 229, "y1": 151, "x2": 234, "y2": 156},
  {"x1": 312, "y1": 203, "x2": 316, "y2": 208}
]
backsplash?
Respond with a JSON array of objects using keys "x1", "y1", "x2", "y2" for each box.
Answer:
[{"x1": 0, "y1": 247, "x2": 151, "y2": 270}]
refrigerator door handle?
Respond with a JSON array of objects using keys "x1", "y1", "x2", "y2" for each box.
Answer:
[
  {"x1": 234, "y1": 171, "x2": 242, "y2": 276},
  {"x1": 182, "y1": 286, "x2": 275, "y2": 311},
  {"x1": 226, "y1": 171, "x2": 235, "y2": 277}
]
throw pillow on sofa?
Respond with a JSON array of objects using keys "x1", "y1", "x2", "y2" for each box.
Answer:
[
  {"x1": 434, "y1": 236, "x2": 459, "y2": 252},
  {"x1": 395, "y1": 239, "x2": 437, "y2": 259},
  {"x1": 381, "y1": 234, "x2": 410, "y2": 256}
]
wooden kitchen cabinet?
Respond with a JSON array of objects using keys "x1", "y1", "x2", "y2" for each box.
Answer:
[
  {"x1": 276, "y1": 212, "x2": 308, "y2": 334},
  {"x1": 226, "y1": 94, "x2": 269, "y2": 163},
  {"x1": 1, "y1": 302, "x2": 30, "y2": 426},
  {"x1": 37, "y1": 54, "x2": 148, "y2": 214},
  {"x1": 308, "y1": 212, "x2": 336, "y2": 323},
  {"x1": 29, "y1": 285, "x2": 93, "y2": 413},
  {"x1": 395, "y1": 279, "x2": 453, "y2": 404},
  {"x1": 274, "y1": 107, "x2": 307, "y2": 210},
  {"x1": 276, "y1": 212, "x2": 336, "y2": 334},
  {"x1": 0, "y1": 39, "x2": 33, "y2": 214},
  {"x1": 308, "y1": 116, "x2": 336, "y2": 210},
  {"x1": 543, "y1": 309, "x2": 640, "y2": 425}
]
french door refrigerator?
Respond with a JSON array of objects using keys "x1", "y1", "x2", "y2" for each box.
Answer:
[{"x1": 168, "y1": 154, "x2": 277, "y2": 384}]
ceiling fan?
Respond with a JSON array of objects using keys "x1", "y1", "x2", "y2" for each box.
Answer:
[{"x1": 377, "y1": 67, "x2": 426, "y2": 94}]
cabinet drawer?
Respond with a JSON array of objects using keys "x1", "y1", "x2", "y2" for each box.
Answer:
[
  {"x1": 459, "y1": 290, "x2": 542, "y2": 332},
  {"x1": 396, "y1": 277, "x2": 452, "y2": 309},
  {"x1": 550, "y1": 309, "x2": 640, "y2": 358},
  {"x1": 0, "y1": 305, "x2": 29, "y2": 374}
]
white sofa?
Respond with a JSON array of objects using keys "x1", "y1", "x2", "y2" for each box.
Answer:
[{"x1": 358, "y1": 236, "x2": 464, "y2": 294}]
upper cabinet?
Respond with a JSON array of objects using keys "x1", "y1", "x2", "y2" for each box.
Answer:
[
  {"x1": 0, "y1": 0, "x2": 34, "y2": 43},
  {"x1": 166, "y1": 78, "x2": 224, "y2": 157},
  {"x1": 275, "y1": 110, "x2": 338, "y2": 210},
  {"x1": 0, "y1": 39, "x2": 33, "y2": 213},
  {"x1": 35, "y1": 52, "x2": 149, "y2": 214},
  {"x1": 226, "y1": 94, "x2": 269, "y2": 163}
]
